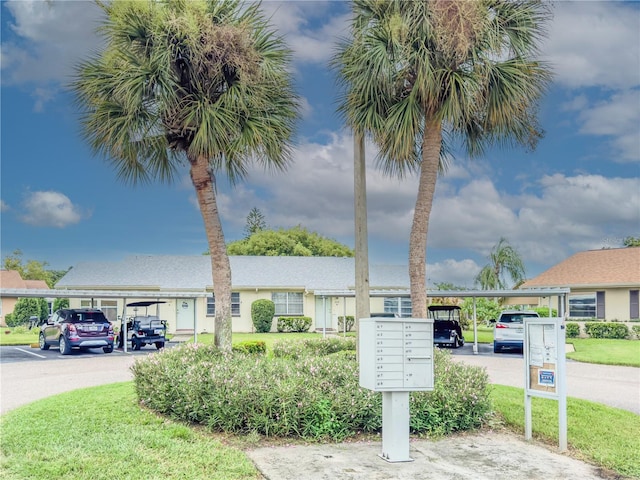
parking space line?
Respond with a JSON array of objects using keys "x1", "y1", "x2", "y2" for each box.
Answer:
[{"x1": 14, "y1": 347, "x2": 46, "y2": 359}]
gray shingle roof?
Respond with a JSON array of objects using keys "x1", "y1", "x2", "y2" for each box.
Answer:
[{"x1": 56, "y1": 255, "x2": 410, "y2": 292}]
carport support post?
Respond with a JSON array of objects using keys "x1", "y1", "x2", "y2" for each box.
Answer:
[
  {"x1": 472, "y1": 297, "x2": 478, "y2": 355},
  {"x1": 380, "y1": 391, "x2": 412, "y2": 462},
  {"x1": 122, "y1": 298, "x2": 128, "y2": 353}
]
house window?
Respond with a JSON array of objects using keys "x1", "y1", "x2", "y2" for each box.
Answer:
[
  {"x1": 272, "y1": 292, "x2": 303, "y2": 316},
  {"x1": 630, "y1": 290, "x2": 639, "y2": 320},
  {"x1": 384, "y1": 297, "x2": 412, "y2": 317},
  {"x1": 207, "y1": 293, "x2": 240, "y2": 316},
  {"x1": 569, "y1": 294, "x2": 596, "y2": 318}
]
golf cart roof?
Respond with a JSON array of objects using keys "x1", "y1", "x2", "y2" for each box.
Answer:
[
  {"x1": 428, "y1": 305, "x2": 461, "y2": 311},
  {"x1": 126, "y1": 301, "x2": 167, "y2": 307}
]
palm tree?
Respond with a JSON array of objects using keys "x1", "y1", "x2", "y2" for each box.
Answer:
[
  {"x1": 335, "y1": 0, "x2": 551, "y2": 317},
  {"x1": 73, "y1": 0, "x2": 298, "y2": 351},
  {"x1": 475, "y1": 238, "x2": 526, "y2": 290}
]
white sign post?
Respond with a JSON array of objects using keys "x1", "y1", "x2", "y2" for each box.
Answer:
[
  {"x1": 359, "y1": 317, "x2": 434, "y2": 462},
  {"x1": 523, "y1": 317, "x2": 567, "y2": 452}
]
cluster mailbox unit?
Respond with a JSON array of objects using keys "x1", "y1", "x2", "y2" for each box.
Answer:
[{"x1": 359, "y1": 317, "x2": 434, "y2": 462}]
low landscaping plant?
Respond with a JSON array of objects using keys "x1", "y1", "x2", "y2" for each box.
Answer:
[
  {"x1": 584, "y1": 322, "x2": 629, "y2": 339},
  {"x1": 565, "y1": 322, "x2": 580, "y2": 338},
  {"x1": 632, "y1": 324, "x2": 640, "y2": 339},
  {"x1": 337, "y1": 315, "x2": 355, "y2": 332},
  {"x1": 232, "y1": 340, "x2": 266, "y2": 355},
  {"x1": 131, "y1": 342, "x2": 492, "y2": 441},
  {"x1": 276, "y1": 316, "x2": 312, "y2": 333},
  {"x1": 272, "y1": 337, "x2": 356, "y2": 359}
]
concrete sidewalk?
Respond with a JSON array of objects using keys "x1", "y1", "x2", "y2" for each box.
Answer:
[{"x1": 246, "y1": 432, "x2": 607, "y2": 480}]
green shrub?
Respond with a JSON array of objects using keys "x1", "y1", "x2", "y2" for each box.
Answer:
[
  {"x1": 7, "y1": 298, "x2": 48, "y2": 327},
  {"x1": 584, "y1": 322, "x2": 629, "y2": 339},
  {"x1": 276, "y1": 316, "x2": 312, "y2": 333},
  {"x1": 533, "y1": 307, "x2": 558, "y2": 317},
  {"x1": 632, "y1": 325, "x2": 640, "y2": 339},
  {"x1": 251, "y1": 299, "x2": 275, "y2": 333},
  {"x1": 460, "y1": 298, "x2": 502, "y2": 325},
  {"x1": 272, "y1": 337, "x2": 356, "y2": 359},
  {"x1": 337, "y1": 316, "x2": 355, "y2": 332},
  {"x1": 232, "y1": 340, "x2": 267, "y2": 355},
  {"x1": 131, "y1": 343, "x2": 491, "y2": 441},
  {"x1": 565, "y1": 322, "x2": 580, "y2": 338}
]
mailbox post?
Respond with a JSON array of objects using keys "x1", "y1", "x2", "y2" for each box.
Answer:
[{"x1": 359, "y1": 317, "x2": 434, "y2": 462}]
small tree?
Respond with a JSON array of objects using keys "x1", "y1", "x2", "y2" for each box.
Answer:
[
  {"x1": 251, "y1": 299, "x2": 275, "y2": 333},
  {"x1": 244, "y1": 207, "x2": 267, "y2": 239},
  {"x1": 53, "y1": 298, "x2": 70, "y2": 311},
  {"x1": 7, "y1": 298, "x2": 48, "y2": 327}
]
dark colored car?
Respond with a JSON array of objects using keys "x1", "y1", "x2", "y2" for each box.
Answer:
[
  {"x1": 428, "y1": 305, "x2": 465, "y2": 348},
  {"x1": 115, "y1": 301, "x2": 167, "y2": 350},
  {"x1": 39, "y1": 308, "x2": 114, "y2": 355}
]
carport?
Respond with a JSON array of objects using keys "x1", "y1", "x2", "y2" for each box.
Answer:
[
  {"x1": 0, "y1": 287, "x2": 209, "y2": 353},
  {"x1": 314, "y1": 288, "x2": 570, "y2": 354}
]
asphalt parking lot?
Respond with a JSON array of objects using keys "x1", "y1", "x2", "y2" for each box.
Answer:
[{"x1": 0, "y1": 342, "x2": 176, "y2": 364}]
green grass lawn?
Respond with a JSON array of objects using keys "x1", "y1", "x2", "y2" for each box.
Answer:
[
  {"x1": 491, "y1": 385, "x2": 640, "y2": 479},
  {"x1": 2, "y1": 381, "x2": 637, "y2": 479},
  {"x1": 0, "y1": 328, "x2": 39, "y2": 346},
  {"x1": 0, "y1": 383, "x2": 259, "y2": 480},
  {"x1": 567, "y1": 338, "x2": 640, "y2": 367},
  {"x1": 463, "y1": 325, "x2": 494, "y2": 344}
]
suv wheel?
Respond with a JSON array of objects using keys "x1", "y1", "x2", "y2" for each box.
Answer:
[
  {"x1": 132, "y1": 337, "x2": 141, "y2": 351},
  {"x1": 103, "y1": 344, "x2": 114, "y2": 353},
  {"x1": 155, "y1": 341, "x2": 165, "y2": 350},
  {"x1": 59, "y1": 336, "x2": 71, "y2": 355},
  {"x1": 39, "y1": 333, "x2": 50, "y2": 350}
]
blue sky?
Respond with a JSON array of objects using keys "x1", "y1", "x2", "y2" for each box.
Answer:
[{"x1": 1, "y1": 1, "x2": 639, "y2": 287}]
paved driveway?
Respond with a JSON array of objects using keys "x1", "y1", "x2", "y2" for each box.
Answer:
[{"x1": 1, "y1": 343, "x2": 638, "y2": 415}]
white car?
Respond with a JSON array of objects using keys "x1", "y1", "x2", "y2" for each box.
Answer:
[{"x1": 492, "y1": 310, "x2": 539, "y2": 353}]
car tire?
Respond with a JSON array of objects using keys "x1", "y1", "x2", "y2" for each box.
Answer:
[
  {"x1": 132, "y1": 337, "x2": 141, "y2": 351},
  {"x1": 39, "y1": 333, "x2": 50, "y2": 350},
  {"x1": 155, "y1": 341, "x2": 165, "y2": 350},
  {"x1": 493, "y1": 342, "x2": 501, "y2": 354},
  {"x1": 454, "y1": 335, "x2": 463, "y2": 348},
  {"x1": 59, "y1": 336, "x2": 71, "y2": 355},
  {"x1": 103, "y1": 345, "x2": 114, "y2": 353}
]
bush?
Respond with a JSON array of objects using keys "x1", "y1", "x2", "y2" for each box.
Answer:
[
  {"x1": 565, "y1": 322, "x2": 581, "y2": 338},
  {"x1": 7, "y1": 298, "x2": 48, "y2": 327},
  {"x1": 584, "y1": 322, "x2": 629, "y2": 339},
  {"x1": 337, "y1": 316, "x2": 355, "y2": 332},
  {"x1": 276, "y1": 316, "x2": 312, "y2": 333},
  {"x1": 533, "y1": 307, "x2": 558, "y2": 317},
  {"x1": 131, "y1": 342, "x2": 491, "y2": 441},
  {"x1": 232, "y1": 341, "x2": 267, "y2": 355},
  {"x1": 632, "y1": 325, "x2": 640, "y2": 339},
  {"x1": 460, "y1": 298, "x2": 502, "y2": 326},
  {"x1": 272, "y1": 337, "x2": 356, "y2": 359},
  {"x1": 251, "y1": 299, "x2": 275, "y2": 333}
]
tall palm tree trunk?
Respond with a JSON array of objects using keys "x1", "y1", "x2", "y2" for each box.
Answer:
[
  {"x1": 409, "y1": 120, "x2": 442, "y2": 318},
  {"x1": 190, "y1": 155, "x2": 232, "y2": 352}
]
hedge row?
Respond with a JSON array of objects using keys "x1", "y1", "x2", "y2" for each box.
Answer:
[
  {"x1": 566, "y1": 322, "x2": 631, "y2": 339},
  {"x1": 276, "y1": 316, "x2": 312, "y2": 333}
]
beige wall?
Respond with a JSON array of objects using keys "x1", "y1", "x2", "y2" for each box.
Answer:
[{"x1": 0, "y1": 297, "x2": 19, "y2": 326}]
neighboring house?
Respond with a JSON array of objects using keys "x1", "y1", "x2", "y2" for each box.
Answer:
[
  {"x1": 521, "y1": 248, "x2": 640, "y2": 321},
  {"x1": 55, "y1": 255, "x2": 412, "y2": 333},
  {"x1": 0, "y1": 270, "x2": 50, "y2": 326}
]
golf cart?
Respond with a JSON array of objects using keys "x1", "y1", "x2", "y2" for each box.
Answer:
[
  {"x1": 428, "y1": 305, "x2": 465, "y2": 348},
  {"x1": 116, "y1": 301, "x2": 167, "y2": 350}
]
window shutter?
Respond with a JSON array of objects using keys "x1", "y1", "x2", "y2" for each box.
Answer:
[
  {"x1": 596, "y1": 291, "x2": 605, "y2": 319},
  {"x1": 630, "y1": 290, "x2": 639, "y2": 320}
]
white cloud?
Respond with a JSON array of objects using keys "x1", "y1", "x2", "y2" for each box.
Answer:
[
  {"x1": 0, "y1": 200, "x2": 9, "y2": 212},
  {"x1": 1, "y1": 1, "x2": 104, "y2": 87},
  {"x1": 20, "y1": 191, "x2": 86, "y2": 228},
  {"x1": 426, "y1": 259, "x2": 481, "y2": 288},
  {"x1": 575, "y1": 90, "x2": 640, "y2": 162},
  {"x1": 545, "y1": 2, "x2": 640, "y2": 90}
]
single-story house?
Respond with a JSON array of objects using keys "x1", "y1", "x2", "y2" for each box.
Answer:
[
  {"x1": 55, "y1": 255, "x2": 413, "y2": 333},
  {"x1": 521, "y1": 247, "x2": 640, "y2": 321},
  {"x1": 0, "y1": 270, "x2": 50, "y2": 326}
]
